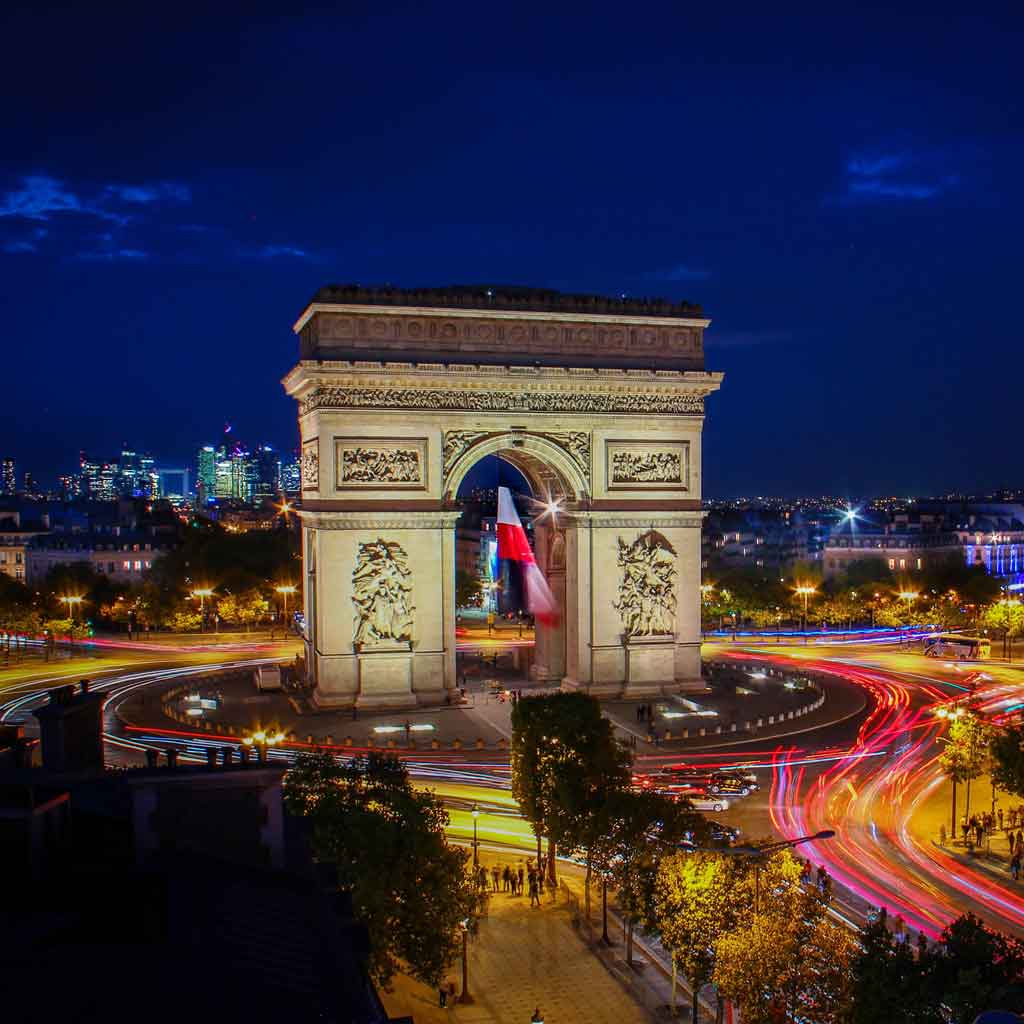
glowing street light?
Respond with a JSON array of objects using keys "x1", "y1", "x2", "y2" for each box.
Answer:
[
  {"x1": 471, "y1": 802, "x2": 480, "y2": 867},
  {"x1": 794, "y1": 584, "x2": 816, "y2": 637},
  {"x1": 190, "y1": 587, "x2": 214, "y2": 611},
  {"x1": 60, "y1": 595, "x2": 84, "y2": 620},
  {"x1": 275, "y1": 583, "x2": 297, "y2": 624}
]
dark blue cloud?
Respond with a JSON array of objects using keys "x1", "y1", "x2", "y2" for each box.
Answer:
[{"x1": 837, "y1": 149, "x2": 960, "y2": 203}]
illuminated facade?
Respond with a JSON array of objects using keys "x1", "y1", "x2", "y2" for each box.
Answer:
[{"x1": 284, "y1": 285, "x2": 721, "y2": 709}]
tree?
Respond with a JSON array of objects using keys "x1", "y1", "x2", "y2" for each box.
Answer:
[
  {"x1": 713, "y1": 852, "x2": 853, "y2": 1024},
  {"x1": 939, "y1": 711, "x2": 991, "y2": 834},
  {"x1": 604, "y1": 789, "x2": 707, "y2": 965},
  {"x1": 510, "y1": 692, "x2": 631, "y2": 916},
  {"x1": 654, "y1": 850, "x2": 746, "y2": 1022},
  {"x1": 216, "y1": 588, "x2": 269, "y2": 631},
  {"x1": 923, "y1": 913, "x2": 1024, "y2": 1024},
  {"x1": 991, "y1": 723, "x2": 1024, "y2": 800},
  {"x1": 982, "y1": 599, "x2": 1024, "y2": 659},
  {"x1": 849, "y1": 908, "x2": 932, "y2": 1024},
  {"x1": 455, "y1": 569, "x2": 483, "y2": 608},
  {"x1": 283, "y1": 751, "x2": 481, "y2": 989},
  {"x1": 166, "y1": 608, "x2": 202, "y2": 632}
]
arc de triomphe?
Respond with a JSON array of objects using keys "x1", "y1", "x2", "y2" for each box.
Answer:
[{"x1": 283, "y1": 286, "x2": 722, "y2": 709}]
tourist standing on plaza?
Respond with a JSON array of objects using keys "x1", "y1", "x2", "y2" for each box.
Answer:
[{"x1": 491, "y1": 864, "x2": 500, "y2": 891}]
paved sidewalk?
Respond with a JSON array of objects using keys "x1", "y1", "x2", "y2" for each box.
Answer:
[{"x1": 381, "y1": 857, "x2": 649, "y2": 1024}]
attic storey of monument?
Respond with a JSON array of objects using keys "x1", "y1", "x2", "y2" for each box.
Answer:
[{"x1": 283, "y1": 285, "x2": 722, "y2": 710}]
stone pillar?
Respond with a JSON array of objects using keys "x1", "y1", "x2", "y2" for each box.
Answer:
[
  {"x1": 531, "y1": 522, "x2": 567, "y2": 682},
  {"x1": 562, "y1": 515, "x2": 593, "y2": 689},
  {"x1": 303, "y1": 511, "x2": 460, "y2": 709}
]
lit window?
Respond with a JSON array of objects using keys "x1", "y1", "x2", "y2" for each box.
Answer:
[
  {"x1": 916, "y1": 558, "x2": 922, "y2": 570},
  {"x1": 123, "y1": 561, "x2": 131, "y2": 571},
  {"x1": 900, "y1": 559, "x2": 906, "y2": 569},
  {"x1": 888, "y1": 559, "x2": 895, "y2": 569}
]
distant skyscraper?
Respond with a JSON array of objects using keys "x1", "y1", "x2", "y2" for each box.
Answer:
[
  {"x1": 281, "y1": 456, "x2": 300, "y2": 493},
  {"x1": 254, "y1": 446, "x2": 281, "y2": 497},
  {"x1": 197, "y1": 445, "x2": 217, "y2": 500},
  {"x1": 1, "y1": 459, "x2": 15, "y2": 495}
]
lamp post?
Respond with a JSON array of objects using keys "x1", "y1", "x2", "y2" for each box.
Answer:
[
  {"x1": 471, "y1": 802, "x2": 480, "y2": 867},
  {"x1": 60, "y1": 595, "x2": 83, "y2": 621},
  {"x1": 898, "y1": 590, "x2": 919, "y2": 646},
  {"x1": 795, "y1": 585, "x2": 816, "y2": 641},
  {"x1": 722, "y1": 829, "x2": 836, "y2": 913},
  {"x1": 275, "y1": 584, "x2": 297, "y2": 634},
  {"x1": 458, "y1": 918, "x2": 473, "y2": 1004},
  {"x1": 935, "y1": 704, "x2": 964, "y2": 839},
  {"x1": 191, "y1": 587, "x2": 214, "y2": 630}
]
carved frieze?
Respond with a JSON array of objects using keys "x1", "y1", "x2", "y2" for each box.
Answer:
[
  {"x1": 540, "y1": 431, "x2": 590, "y2": 487},
  {"x1": 301, "y1": 440, "x2": 319, "y2": 490},
  {"x1": 606, "y1": 441, "x2": 689, "y2": 491},
  {"x1": 442, "y1": 430, "x2": 491, "y2": 478},
  {"x1": 302, "y1": 386, "x2": 705, "y2": 417},
  {"x1": 352, "y1": 538, "x2": 414, "y2": 647},
  {"x1": 335, "y1": 438, "x2": 427, "y2": 490},
  {"x1": 613, "y1": 531, "x2": 678, "y2": 638}
]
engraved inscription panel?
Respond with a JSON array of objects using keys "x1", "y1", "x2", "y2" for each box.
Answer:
[
  {"x1": 335, "y1": 438, "x2": 428, "y2": 490},
  {"x1": 606, "y1": 441, "x2": 690, "y2": 491}
]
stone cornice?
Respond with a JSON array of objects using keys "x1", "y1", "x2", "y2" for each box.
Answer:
[
  {"x1": 565, "y1": 513, "x2": 705, "y2": 529},
  {"x1": 294, "y1": 301, "x2": 710, "y2": 333},
  {"x1": 284, "y1": 361, "x2": 723, "y2": 417},
  {"x1": 299, "y1": 510, "x2": 462, "y2": 530}
]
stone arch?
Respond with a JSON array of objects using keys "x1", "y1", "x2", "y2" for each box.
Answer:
[{"x1": 443, "y1": 431, "x2": 590, "y2": 504}]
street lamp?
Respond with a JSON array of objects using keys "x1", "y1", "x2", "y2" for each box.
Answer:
[
  {"x1": 60, "y1": 595, "x2": 84, "y2": 620},
  {"x1": 898, "y1": 590, "x2": 919, "y2": 645},
  {"x1": 720, "y1": 829, "x2": 836, "y2": 913},
  {"x1": 191, "y1": 587, "x2": 214, "y2": 632},
  {"x1": 275, "y1": 584, "x2": 297, "y2": 633},
  {"x1": 471, "y1": 802, "x2": 480, "y2": 867},
  {"x1": 458, "y1": 918, "x2": 473, "y2": 1004},
  {"x1": 795, "y1": 585, "x2": 816, "y2": 640}
]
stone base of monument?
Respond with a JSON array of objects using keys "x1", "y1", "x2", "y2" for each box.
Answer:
[
  {"x1": 353, "y1": 641, "x2": 417, "y2": 709},
  {"x1": 622, "y1": 634, "x2": 678, "y2": 697}
]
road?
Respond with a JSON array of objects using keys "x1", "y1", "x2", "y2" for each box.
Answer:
[{"x1": 6, "y1": 632, "x2": 1024, "y2": 940}]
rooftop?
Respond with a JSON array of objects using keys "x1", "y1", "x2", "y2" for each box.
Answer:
[{"x1": 306, "y1": 283, "x2": 703, "y2": 318}]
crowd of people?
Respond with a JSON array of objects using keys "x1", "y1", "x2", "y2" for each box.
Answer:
[
  {"x1": 940, "y1": 806, "x2": 1024, "y2": 880},
  {"x1": 476, "y1": 857, "x2": 549, "y2": 908}
]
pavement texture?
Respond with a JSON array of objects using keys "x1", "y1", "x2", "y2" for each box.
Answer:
[{"x1": 381, "y1": 853, "x2": 651, "y2": 1024}]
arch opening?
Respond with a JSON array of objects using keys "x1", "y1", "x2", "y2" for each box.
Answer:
[{"x1": 452, "y1": 449, "x2": 572, "y2": 688}]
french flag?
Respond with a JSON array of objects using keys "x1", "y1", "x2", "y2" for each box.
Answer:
[{"x1": 497, "y1": 486, "x2": 558, "y2": 626}]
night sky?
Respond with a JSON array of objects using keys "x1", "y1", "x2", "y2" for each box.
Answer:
[{"x1": 2, "y1": 4, "x2": 1020, "y2": 497}]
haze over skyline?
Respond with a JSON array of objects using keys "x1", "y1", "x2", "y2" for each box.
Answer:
[{"x1": 2, "y1": 4, "x2": 1021, "y2": 497}]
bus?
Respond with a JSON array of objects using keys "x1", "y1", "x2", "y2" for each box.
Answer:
[{"x1": 924, "y1": 634, "x2": 991, "y2": 661}]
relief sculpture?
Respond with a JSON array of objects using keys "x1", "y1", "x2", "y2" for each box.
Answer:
[
  {"x1": 352, "y1": 538, "x2": 414, "y2": 646},
  {"x1": 613, "y1": 531, "x2": 677, "y2": 637},
  {"x1": 301, "y1": 442, "x2": 319, "y2": 489},
  {"x1": 611, "y1": 449, "x2": 682, "y2": 484},
  {"x1": 341, "y1": 446, "x2": 421, "y2": 483}
]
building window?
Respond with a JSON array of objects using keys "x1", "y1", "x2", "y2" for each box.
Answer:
[
  {"x1": 900, "y1": 559, "x2": 906, "y2": 570},
  {"x1": 15, "y1": 552, "x2": 21, "y2": 564},
  {"x1": 888, "y1": 559, "x2": 895, "y2": 570},
  {"x1": 916, "y1": 558, "x2": 922, "y2": 570},
  {"x1": 15, "y1": 568, "x2": 23, "y2": 580},
  {"x1": 123, "y1": 560, "x2": 131, "y2": 571},
  {"x1": 133, "y1": 560, "x2": 142, "y2": 571}
]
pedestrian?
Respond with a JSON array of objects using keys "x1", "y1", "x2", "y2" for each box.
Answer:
[
  {"x1": 531, "y1": 1008, "x2": 543, "y2": 1023},
  {"x1": 961, "y1": 818, "x2": 969, "y2": 845},
  {"x1": 1012, "y1": 848, "x2": 1022, "y2": 881},
  {"x1": 503, "y1": 865, "x2": 511, "y2": 892},
  {"x1": 636, "y1": 704, "x2": 642, "y2": 723},
  {"x1": 478, "y1": 865, "x2": 488, "y2": 891},
  {"x1": 530, "y1": 874, "x2": 541, "y2": 907},
  {"x1": 492, "y1": 865, "x2": 500, "y2": 892},
  {"x1": 439, "y1": 984, "x2": 448, "y2": 1008},
  {"x1": 518, "y1": 863, "x2": 525, "y2": 894},
  {"x1": 1017, "y1": 829, "x2": 1023, "y2": 853},
  {"x1": 404, "y1": 720, "x2": 411, "y2": 745},
  {"x1": 939, "y1": 824, "x2": 947, "y2": 846},
  {"x1": 976, "y1": 822, "x2": 984, "y2": 847}
]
